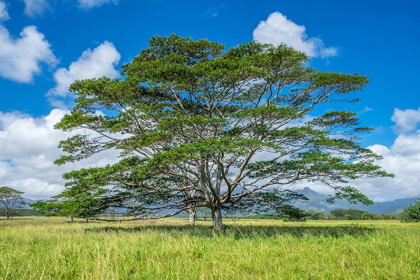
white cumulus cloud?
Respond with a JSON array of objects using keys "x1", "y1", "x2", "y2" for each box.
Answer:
[
  {"x1": 0, "y1": 109, "x2": 119, "y2": 199},
  {"x1": 286, "y1": 107, "x2": 420, "y2": 202},
  {"x1": 23, "y1": 0, "x2": 50, "y2": 17},
  {"x1": 253, "y1": 12, "x2": 338, "y2": 58},
  {"x1": 78, "y1": 0, "x2": 118, "y2": 9},
  {"x1": 48, "y1": 41, "x2": 121, "y2": 97},
  {"x1": 0, "y1": 25, "x2": 57, "y2": 83},
  {"x1": 391, "y1": 107, "x2": 420, "y2": 134},
  {"x1": 0, "y1": 1, "x2": 9, "y2": 22},
  {"x1": 352, "y1": 107, "x2": 420, "y2": 201}
]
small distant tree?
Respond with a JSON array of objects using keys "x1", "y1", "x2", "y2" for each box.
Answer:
[
  {"x1": 361, "y1": 211, "x2": 374, "y2": 220},
  {"x1": 325, "y1": 214, "x2": 335, "y2": 220},
  {"x1": 331, "y1": 208, "x2": 364, "y2": 220},
  {"x1": 401, "y1": 200, "x2": 420, "y2": 222},
  {"x1": 307, "y1": 209, "x2": 326, "y2": 220},
  {"x1": 281, "y1": 205, "x2": 309, "y2": 222},
  {"x1": 0, "y1": 186, "x2": 25, "y2": 219},
  {"x1": 330, "y1": 209, "x2": 346, "y2": 219},
  {"x1": 197, "y1": 207, "x2": 211, "y2": 221}
]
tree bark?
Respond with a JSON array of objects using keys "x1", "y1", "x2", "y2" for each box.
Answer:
[
  {"x1": 188, "y1": 208, "x2": 196, "y2": 226},
  {"x1": 70, "y1": 216, "x2": 74, "y2": 223},
  {"x1": 212, "y1": 207, "x2": 223, "y2": 229}
]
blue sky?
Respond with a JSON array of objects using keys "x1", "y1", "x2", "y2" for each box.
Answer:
[{"x1": 0, "y1": 0, "x2": 419, "y2": 201}]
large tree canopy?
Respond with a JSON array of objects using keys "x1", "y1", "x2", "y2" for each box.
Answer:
[{"x1": 53, "y1": 34, "x2": 392, "y2": 229}]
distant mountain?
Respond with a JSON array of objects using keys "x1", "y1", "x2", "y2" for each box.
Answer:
[
  {"x1": 21, "y1": 198, "x2": 37, "y2": 209},
  {"x1": 292, "y1": 187, "x2": 419, "y2": 214}
]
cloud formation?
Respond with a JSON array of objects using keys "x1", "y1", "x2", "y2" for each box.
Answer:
[
  {"x1": 201, "y1": 3, "x2": 226, "y2": 19},
  {"x1": 253, "y1": 12, "x2": 338, "y2": 58},
  {"x1": 0, "y1": 1, "x2": 9, "y2": 21},
  {"x1": 0, "y1": 109, "x2": 119, "y2": 199},
  {"x1": 352, "y1": 107, "x2": 420, "y2": 201},
  {"x1": 23, "y1": 0, "x2": 50, "y2": 17},
  {"x1": 391, "y1": 107, "x2": 420, "y2": 134},
  {"x1": 0, "y1": 24, "x2": 57, "y2": 83},
  {"x1": 78, "y1": 0, "x2": 119, "y2": 9},
  {"x1": 48, "y1": 41, "x2": 121, "y2": 97}
]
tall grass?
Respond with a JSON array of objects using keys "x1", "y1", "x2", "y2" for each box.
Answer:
[{"x1": 1, "y1": 217, "x2": 419, "y2": 279}]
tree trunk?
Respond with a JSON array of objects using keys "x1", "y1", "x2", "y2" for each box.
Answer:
[
  {"x1": 70, "y1": 216, "x2": 74, "y2": 223},
  {"x1": 212, "y1": 207, "x2": 223, "y2": 229},
  {"x1": 188, "y1": 208, "x2": 196, "y2": 226},
  {"x1": 85, "y1": 218, "x2": 89, "y2": 223},
  {"x1": 6, "y1": 213, "x2": 10, "y2": 220}
]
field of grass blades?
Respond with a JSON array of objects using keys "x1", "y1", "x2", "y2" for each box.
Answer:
[{"x1": 0, "y1": 217, "x2": 419, "y2": 279}]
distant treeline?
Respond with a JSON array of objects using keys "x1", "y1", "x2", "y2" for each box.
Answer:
[
  {"x1": 237, "y1": 208, "x2": 402, "y2": 221},
  {"x1": 2, "y1": 207, "x2": 402, "y2": 221},
  {"x1": 0, "y1": 208, "x2": 35, "y2": 217}
]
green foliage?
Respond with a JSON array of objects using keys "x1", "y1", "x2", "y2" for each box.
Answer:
[
  {"x1": 281, "y1": 205, "x2": 309, "y2": 222},
  {"x1": 53, "y1": 34, "x2": 393, "y2": 229},
  {"x1": 31, "y1": 187, "x2": 107, "y2": 221},
  {"x1": 0, "y1": 186, "x2": 25, "y2": 219},
  {"x1": 307, "y1": 209, "x2": 326, "y2": 220},
  {"x1": 401, "y1": 200, "x2": 420, "y2": 222},
  {"x1": 228, "y1": 189, "x2": 308, "y2": 216},
  {"x1": 361, "y1": 211, "x2": 374, "y2": 220},
  {"x1": 329, "y1": 209, "x2": 399, "y2": 220},
  {"x1": 331, "y1": 208, "x2": 365, "y2": 220}
]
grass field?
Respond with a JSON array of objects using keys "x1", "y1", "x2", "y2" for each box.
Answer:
[{"x1": 1, "y1": 217, "x2": 419, "y2": 279}]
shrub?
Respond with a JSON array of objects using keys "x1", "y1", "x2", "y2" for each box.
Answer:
[{"x1": 401, "y1": 200, "x2": 420, "y2": 222}]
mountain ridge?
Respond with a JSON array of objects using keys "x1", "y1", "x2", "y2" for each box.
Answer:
[{"x1": 293, "y1": 187, "x2": 418, "y2": 214}]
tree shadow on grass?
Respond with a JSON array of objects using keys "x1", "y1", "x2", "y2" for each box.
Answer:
[{"x1": 84, "y1": 224, "x2": 376, "y2": 239}]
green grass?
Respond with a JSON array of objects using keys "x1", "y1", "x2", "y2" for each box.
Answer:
[{"x1": 1, "y1": 217, "x2": 419, "y2": 279}]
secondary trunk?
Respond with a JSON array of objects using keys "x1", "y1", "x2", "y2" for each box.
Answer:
[
  {"x1": 211, "y1": 207, "x2": 223, "y2": 229},
  {"x1": 188, "y1": 208, "x2": 196, "y2": 226}
]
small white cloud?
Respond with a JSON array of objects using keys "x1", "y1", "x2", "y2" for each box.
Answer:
[
  {"x1": 253, "y1": 12, "x2": 338, "y2": 58},
  {"x1": 201, "y1": 3, "x2": 226, "y2": 19},
  {"x1": 48, "y1": 41, "x2": 121, "y2": 97},
  {"x1": 23, "y1": 0, "x2": 50, "y2": 17},
  {"x1": 0, "y1": 1, "x2": 10, "y2": 22},
  {"x1": 0, "y1": 25, "x2": 57, "y2": 83},
  {"x1": 391, "y1": 107, "x2": 420, "y2": 134},
  {"x1": 78, "y1": 0, "x2": 118, "y2": 9},
  {"x1": 358, "y1": 107, "x2": 374, "y2": 115}
]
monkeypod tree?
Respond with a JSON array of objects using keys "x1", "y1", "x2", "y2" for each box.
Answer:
[
  {"x1": 54, "y1": 34, "x2": 392, "y2": 229},
  {"x1": 0, "y1": 186, "x2": 25, "y2": 220}
]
